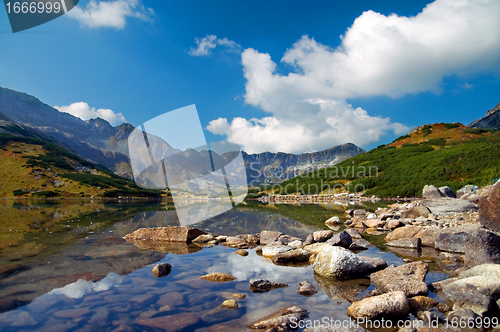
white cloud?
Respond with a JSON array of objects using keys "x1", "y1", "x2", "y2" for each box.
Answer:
[
  {"x1": 67, "y1": 0, "x2": 154, "y2": 29},
  {"x1": 55, "y1": 102, "x2": 126, "y2": 125},
  {"x1": 189, "y1": 34, "x2": 241, "y2": 57},
  {"x1": 208, "y1": 0, "x2": 500, "y2": 153}
]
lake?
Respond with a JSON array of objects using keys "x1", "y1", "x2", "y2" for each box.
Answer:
[{"x1": 0, "y1": 199, "x2": 455, "y2": 331}]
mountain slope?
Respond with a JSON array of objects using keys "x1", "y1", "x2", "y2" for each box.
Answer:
[
  {"x1": 275, "y1": 123, "x2": 499, "y2": 197},
  {"x1": 0, "y1": 134, "x2": 162, "y2": 198},
  {"x1": 0, "y1": 87, "x2": 133, "y2": 177},
  {"x1": 469, "y1": 102, "x2": 500, "y2": 130}
]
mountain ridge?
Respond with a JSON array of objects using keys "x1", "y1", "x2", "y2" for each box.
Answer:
[{"x1": 0, "y1": 86, "x2": 366, "y2": 184}]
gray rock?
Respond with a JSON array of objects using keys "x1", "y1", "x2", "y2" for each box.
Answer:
[
  {"x1": 347, "y1": 291, "x2": 410, "y2": 319},
  {"x1": 386, "y1": 220, "x2": 403, "y2": 230},
  {"x1": 361, "y1": 256, "x2": 388, "y2": 271},
  {"x1": 414, "y1": 226, "x2": 441, "y2": 247},
  {"x1": 297, "y1": 281, "x2": 318, "y2": 296},
  {"x1": 349, "y1": 239, "x2": 372, "y2": 251},
  {"x1": 435, "y1": 225, "x2": 481, "y2": 253},
  {"x1": 124, "y1": 226, "x2": 205, "y2": 243},
  {"x1": 380, "y1": 213, "x2": 394, "y2": 221},
  {"x1": 303, "y1": 243, "x2": 332, "y2": 255},
  {"x1": 456, "y1": 184, "x2": 478, "y2": 198},
  {"x1": 439, "y1": 186, "x2": 456, "y2": 198},
  {"x1": 386, "y1": 238, "x2": 421, "y2": 249},
  {"x1": 304, "y1": 234, "x2": 315, "y2": 246},
  {"x1": 224, "y1": 236, "x2": 249, "y2": 249},
  {"x1": 313, "y1": 246, "x2": 373, "y2": 280},
  {"x1": 312, "y1": 230, "x2": 334, "y2": 242},
  {"x1": 287, "y1": 240, "x2": 304, "y2": 249},
  {"x1": 441, "y1": 264, "x2": 500, "y2": 316},
  {"x1": 365, "y1": 218, "x2": 386, "y2": 228},
  {"x1": 353, "y1": 209, "x2": 367, "y2": 216},
  {"x1": 326, "y1": 231, "x2": 353, "y2": 248},
  {"x1": 192, "y1": 234, "x2": 216, "y2": 243},
  {"x1": 465, "y1": 228, "x2": 500, "y2": 267},
  {"x1": 271, "y1": 249, "x2": 311, "y2": 265},
  {"x1": 345, "y1": 228, "x2": 363, "y2": 239},
  {"x1": 422, "y1": 198, "x2": 478, "y2": 217},
  {"x1": 370, "y1": 261, "x2": 429, "y2": 297},
  {"x1": 249, "y1": 279, "x2": 288, "y2": 293},
  {"x1": 152, "y1": 263, "x2": 172, "y2": 278},
  {"x1": 422, "y1": 185, "x2": 444, "y2": 199},
  {"x1": 262, "y1": 245, "x2": 292, "y2": 258},
  {"x1": 461, "y1": 193, "x2": 480, "y2": 203},
  {"x1": 259, "y1": 230, "x2": 283, "y2": 245},
  {"x1": 278, "y1": 234, "x2": 301, "y2": 245},
  {"x1": 248, "y1": 306, "x2": 308, "y2": 330},
  {"x1": 385, "y1": 225, "x2": 423, "y2": 242},
  {"x1": 325, "y1": 216, "x2": 341, "y2": 225},
  {"x1": 402, "y1": 205, "x2": 431, "y2": 219}
]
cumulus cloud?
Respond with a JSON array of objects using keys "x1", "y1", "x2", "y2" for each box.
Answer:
[
  {"x1": 189, "y1": 34, "x2": 241, "y2": 57},
  {"x1": 55, "y1": 102, "x2": 126, "y2": 125},
  {"x1": 208, "y1": 0, "x2": 500, "y2": 153},
  {"x1": 67, "y1": 0, "x2": 154, "y2": 29}
]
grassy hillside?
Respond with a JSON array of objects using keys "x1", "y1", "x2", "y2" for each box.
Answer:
[
  {"x1": 275, "y1": 123, "x2": 500, "y2": 198},
  {"x1": 0, "y1": 134, "x2": 163, "y2": 198}
]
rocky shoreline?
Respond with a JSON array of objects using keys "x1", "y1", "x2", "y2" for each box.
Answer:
[{"x1": 123, "y1": 182, "x2": 500, "y2": 332}]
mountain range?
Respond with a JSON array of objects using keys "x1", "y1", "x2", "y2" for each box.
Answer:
[{"x1": 0, "y1": 86, "x2": 365, "y2": 185}]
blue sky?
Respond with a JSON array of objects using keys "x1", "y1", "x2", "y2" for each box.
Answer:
[{"x1": 1, "y1": 0, "x2": 499, "y2": 153}]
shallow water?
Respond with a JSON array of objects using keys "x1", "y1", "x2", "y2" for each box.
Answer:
[{"x1": 0, "y1": 199, "x2": 454, "y2": 331}]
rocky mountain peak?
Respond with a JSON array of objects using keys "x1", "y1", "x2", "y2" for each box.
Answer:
[{"x1": 485, "y1": 103, "x2": 500, "y2": 117}]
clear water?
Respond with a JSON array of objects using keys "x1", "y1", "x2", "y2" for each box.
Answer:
[{"x1": 0, "y1": 199, "x2": 454, "y2": 331}]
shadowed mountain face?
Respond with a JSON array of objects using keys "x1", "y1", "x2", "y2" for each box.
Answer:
[
  {"x1": 0, "y1": 86, "x2": 365, "y2": 183},
  {"x1": 469, "y1": 103, "x2": 500, "y2": 130},
  {"x1": 0, "y1": 87, "x2": 133, "y2": 178}
]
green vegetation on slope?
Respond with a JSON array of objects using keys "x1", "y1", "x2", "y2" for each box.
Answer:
[
  {"x1": 275, "y1": 128, "x2": 500, "y2": 198},
  {"x1": 0, "y1": 134, "x2": 163, "y2": 198}
]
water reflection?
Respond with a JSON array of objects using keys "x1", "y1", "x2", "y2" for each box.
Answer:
[{"x1": 0, "y1": 200, "x2": 450, "y2": 331}]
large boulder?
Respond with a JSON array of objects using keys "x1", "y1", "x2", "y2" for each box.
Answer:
[
  {"x1": 312, "y1": 230, "x2": 333, "y2": 242},
  {"x1": 326, "y1": 231, "x2": 353, "y2": 248},
  {"x1": 479, "y1": 181, "x2": 500, "y2": 233},
  {"x1": 421, "y1": 198, "x2": 478, "y2": 217},
  {"x1": 439, "y1": 186, "x2": 456, "y2": 198},
  {"x1": 259, "y1": 230, "x2": 283, "y2": 245},
  {"x1": 385, "y1": 225, "x2": 422, "y2": 242},
  {"x1": 313, "y1": 246, "x2": 374, "y2": 280},
  {"x1": 271, "y1": 249, "x2": 311, "y2": 265},
  {"x1": 441, "y1": 264, "x2": 500, "y2": 316},
  {"x1": 370, "y1": 261, "x2": 429, "y2": 297},
  {"x1": 385, "y1": 238, "x2": 421, "y2": 249},
  {"x1": 262, "y1": 245, "x2": 292, "y2": 258},
  {"x1": 464, "y1": 228, "x2": 500, "y2": 267},
  {"x1": 422, "y1": 185, "x2": 444, "y2": 199},
  {"x1": 414, "y1": 226, "x2": 442, "y2": 247},
  {"x1": 435, "y1": 225, "x2": 481, "y2": 253},
  {"x1": 124, "y1": 226, "x2": 206, "y2": 243},
  {"x1": 402, "y1": 205, "x2": 431, "y2": 219},
  {"x1": 303, "y1": 243, "x2": 332, "y2": 255},
  {"x1": 347, "y1": 291, "x2": 410, "y2": 319}
]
